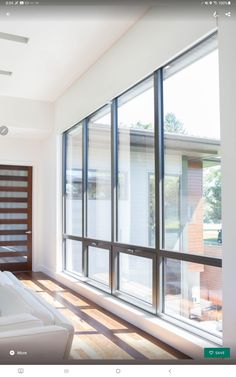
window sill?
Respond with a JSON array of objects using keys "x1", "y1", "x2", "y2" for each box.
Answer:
[{"x1": 43, "y1": 267, "x2": 222, "y2": 359}]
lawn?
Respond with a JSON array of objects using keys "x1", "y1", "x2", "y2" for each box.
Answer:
[{"x1": 204, "y1": 224, "x2": 221, "y2": 245}]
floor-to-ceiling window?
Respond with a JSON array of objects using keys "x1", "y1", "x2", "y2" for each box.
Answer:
[
  {"x1": 62, "y1": 33, "x2": 222, "y2": 340},
  {"x1": 162, "y1": 34, "x2": 221, "y2": 337},
  {"x1": 64, "y1": 124, "x2": 83, "y2": 276}
]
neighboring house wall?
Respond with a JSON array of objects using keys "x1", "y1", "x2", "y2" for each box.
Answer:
[
  {"x1": 187, "y1": 160, "x2": 204, "y2": 256},
  {"x1": 185, "y1": 160, "x2": 222, "y2": 307}
]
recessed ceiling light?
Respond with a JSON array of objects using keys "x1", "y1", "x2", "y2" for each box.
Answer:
[
  {"x1": 0, "y1": 32, "x2": 29, "y2": 44},
  {"x1": 0, "y1": 70, "x2": 12, "y2": 76}
]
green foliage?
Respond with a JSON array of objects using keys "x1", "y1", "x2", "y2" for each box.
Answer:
[
  {"x1": 126, "y1": 112, "x2": 186, "y2": 134},
  {"x1": 203, "y1": 165, "x2": 221, "y2": 224},
  {"x1": 130, "y1": 121, "x2": 153, "y2": 130},
  {"x1": 164, "y1": 112, "x2": 186, "y2": 134}
]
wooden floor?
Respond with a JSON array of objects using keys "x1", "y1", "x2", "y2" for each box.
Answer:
[{"x1": 15, "y1": 272, "x2": 189, "y2": 361}]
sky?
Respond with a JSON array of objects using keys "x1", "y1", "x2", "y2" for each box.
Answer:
[{"x1": 164, "y1": 49, "x2": 220, "y2": 140}]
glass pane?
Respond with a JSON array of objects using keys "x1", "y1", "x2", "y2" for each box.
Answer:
[
  {"x1": 0, "y1": 224, "x2": 27, "y2": 230},
  {"x1": 119, "y1": 253, "x2": 153, "y2": 304},
  {"x1": 0, "y1": 213, "x2": 27, "y2": 219},
  {"x1": 0, "y1": 170, "x2": 28, "y2": 177},
  {"x1": 163, "y1": 37, "x2": 222, "y2": 258},
  {"x1": 65, "y1": 239, "x2": 83, "y2": 275},
  {"x1": 0, "y1": 246, "x2": 27, "y2": 252},
  {"x1": 88, "y1": 246, "x2": 109, "y2": 286},
  {"x1": 87, "y1": 105, "x2": 111, "y2": 241},
  {"x1": 164, "y1": 258, "x2": 222, "y2": 337},
  {"x1": 0, "y1": 256, "x2": 27, "y2": 263},
  {"x1": 0, "y1": 235, "x2": 27, "y2": 241},
  {"x1": 0, "y1": 203, "x2": 27, "y2": 208},
  {"x1": 66, "y1": 124, "x2": 83, "y2": 237},
  {"x1": 0, "y1": 192, "x2": 27, "y2": 198},
  {"x1": 118, "y1": 77, "x2": 155, "y2": 247},
  {"x1": 163, "y1": 36, "x2": 219, "y2": 139},
  {"x1": 0, "y1": 181, "x2": 28, "y2": 187}
]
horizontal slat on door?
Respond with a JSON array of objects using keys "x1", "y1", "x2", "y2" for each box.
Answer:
[
  {"x1": 0, "y1": 258, "x2": 27, "y2": 271},
  {"x1": 0, "y1": 176, "x2": 28, "y2": 181},
  {"x1": 0, "y1": 230, "x2": 27, "y2": 235},
  {"x1": 0, "y1": 241, "x2": 27, "y2": 246},
  {"x1": 0, "y1": 187, "x2": 28, "y2": 192},
  {"x1": 0, "y1": 219, "x2": 28, "y2": 224},
  {"x1": 0, "y1": 198, "x2": 28, "y2": 203},
  {"x1": 0, "y1": 208, "x2": 28, "y2": 213},
  {"x1": 0, "y1": 252, "x2": 27, "y2": 257},
  {"x1": 0, "y1": 165, "x2": 28, "y2": 171}
]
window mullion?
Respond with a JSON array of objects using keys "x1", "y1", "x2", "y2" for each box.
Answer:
[
  {"x1": 111, "y1": 98, "x2": 118, "y2": 294},
  {"x1": 82, "y1": 118, "x2": 88, "y2": 276},
  {"x1": 154, "y1": 68, "x2": 165, "y2": 314}
]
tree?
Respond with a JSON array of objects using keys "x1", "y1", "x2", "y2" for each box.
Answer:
[
  {"x1": 122, "y1": 113, "x2": 185, "y2": 134},
  {"x1": 203, "y1": 166, "x2": 221, "y2": 224},
  {"x1": 164, "y1": 112, "x2": 186, "y2": 135},
  {"x1": 130, "y1": 121, "x2": 152, "y2": 130}
]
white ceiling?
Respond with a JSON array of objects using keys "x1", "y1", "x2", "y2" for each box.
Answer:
[{"x1": 0, "y1": 6, "x2": 147, "y2": 102}]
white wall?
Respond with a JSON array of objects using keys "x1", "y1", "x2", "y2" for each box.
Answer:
[
  {"x1": 218, "y1": 18, "x2": 236, "y2": 356},
  {"x1": 39, "y1": 133, "x2": 63, "y2": 273},
  {"x1": 0, "y1": 96, "x2": 54, "y2": 270},
  {"x1": 0, "y1": 96, "x2": 53, "y2": 139}
]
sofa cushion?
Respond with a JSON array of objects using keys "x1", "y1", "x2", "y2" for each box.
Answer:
[
  {"x1": 1, "y1": 271, "x2": 24, "y2": 288},
  {"x1": 0, "y1": 271, "x2": 14, "y2": 287},
  {"x1": 0, "y1": 285, "x2": 54, "y2": 325},
  {"x1": 0, "y1": 313, "x2": 43, "y2": 332}
]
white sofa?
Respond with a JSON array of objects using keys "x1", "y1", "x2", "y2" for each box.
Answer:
[{"x1": 0, "y1": 271, "x2": 74, "y2": 362}]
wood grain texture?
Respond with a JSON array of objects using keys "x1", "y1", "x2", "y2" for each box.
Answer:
[
  {"x1": 14, "y1": 271, "x2": 190, "y2": 361},
  {"x1": 0, "y1": 165, "x2": 32, "y2": 272}
]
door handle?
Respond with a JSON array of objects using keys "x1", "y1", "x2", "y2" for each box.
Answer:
[{"x1": 25, "y1": 231, "x2": 32, "y2": 234}]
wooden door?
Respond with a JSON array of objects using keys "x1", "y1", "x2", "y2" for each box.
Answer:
[{"x1": 0, "y1": 165, "x2": 32, "y2": 271}]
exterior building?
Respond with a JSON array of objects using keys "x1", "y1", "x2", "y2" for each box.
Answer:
[{"x1": 66, "y1": 126, "x2": 222, "y2": 334}]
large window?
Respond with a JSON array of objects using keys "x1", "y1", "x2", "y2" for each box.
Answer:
[
  {"x1": 62, "y1": 33, "x2": 221, "y2": 341},
  {"x1": 163, "y1": 34, "x2": 221, "y2": 336}
]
